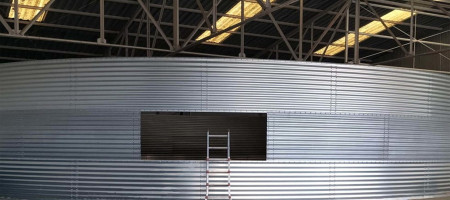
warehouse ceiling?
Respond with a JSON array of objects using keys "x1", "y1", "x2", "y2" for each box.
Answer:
[{"x1": 0, "y1": 0, "x2": 449, "y2": 70}]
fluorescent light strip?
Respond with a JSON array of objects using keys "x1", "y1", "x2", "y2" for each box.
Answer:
[
  {"x1": 9, "y1": 0, "x2": 51, "y2": 22},
  {"x1": 196, "y1": 0, "x2": 276, "y2": 43},
  {"x1": 315, "y1": 10, "x2": 415, "y2": 56}
]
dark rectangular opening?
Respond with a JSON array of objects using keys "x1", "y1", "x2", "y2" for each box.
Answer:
[{"x1": 141, "y1": 112, "x2": 267, "y2": 160}]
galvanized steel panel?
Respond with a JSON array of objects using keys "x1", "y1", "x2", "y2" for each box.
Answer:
[
  {"x1": 1, "y1": 58, "x2": 450, "y2": 199},
  {"x1": 268, "y1": 113, "x2": 387, "y2": 160},
  {"x1": 1, "y1": 159, "x2": 450, "y2": 199}
]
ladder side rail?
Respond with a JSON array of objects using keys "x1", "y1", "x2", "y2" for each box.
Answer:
[
  {"x1": 206, "y1": 129, "x2": 210, "y2": 200},
  {"x1": 207, "y1": 129, "x2": 210, "y2": 159},
  {"x1": 227, "y1": 129, "x2": 231, "y2": 199},
  {"x1": 227, "y1": 129, "x2": 230, "y2": 159}
]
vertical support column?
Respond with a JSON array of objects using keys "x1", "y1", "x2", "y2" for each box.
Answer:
[
  {"x1": 117, "y1": 37, "x2": 124, "y2": 56},
  {"x1": 146, "y1": 0, "x2": 151, "y2": 56},
  {"x1": 125, "y1": 29, "x2": 128, "y2": 56},
  {"x1": 354, "y1": 0, "x2": 360, "y2": 64},
  {"x1": 310, "y1": 22, "x2": 314, "y2": 61},
  {"x1": 14, "y1": 0, "x2": 19, "y2": 34},
  {"x1": 298, "y1": 0, "x2": 303, "y2": 61},
  {"x1": 239, "y1": 0, "x2": 245, "y2": 58},
  {"x1": 97, "y1": 0, "x2": 107, "y2": 43},
  {"x1": 213, "y1": 0, "x2": 217, "y2": 33},
  {"x1": 409, "y1": 0, "x2": 414, "y2": 55},
  {"x1": 275, "y1": 44, "x2": 279, "y2": 60},
  {"x1": 345, "y1": 6, "x2": 349, "y2": 63},
  {"x1": 173, "y1": 0, "x2": 179, "y2": 50},
  {"x1": 413, "y1": 14, "x2": 417, "y2": 68}
]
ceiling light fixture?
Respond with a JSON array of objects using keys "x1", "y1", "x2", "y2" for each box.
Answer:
[
  {"x1": 9, "y1": 0, "x2": 51, "y2": 22},
  {"x1": 196, "y1": 0, "x2": 276, "y2": 43},
  {"x1": 315, "y1": 9, "x2": 415, "y2": 56}
]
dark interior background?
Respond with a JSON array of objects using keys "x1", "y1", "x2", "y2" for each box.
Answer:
[{"x1": 141, "y1": 112, "x2": 267, "y2": 160}]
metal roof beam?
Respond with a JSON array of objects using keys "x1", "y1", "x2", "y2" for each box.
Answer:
[
  {"x1": 318, "y1": 3, "x2": 348, "y2": 62},
  {"x1": 181, "y1": 0, "x2": 223, "y2": 48},
  {"x1": 0, "y1": 10, "x2": 13, "y2": 34},
  {"x1": 107, "y1": 7, "x2": 143, "y2": 55},
  {"x1": 255, "y1": 0, "x2": 346, "y2": 58},
  {"x1": 0, "y1": 33, "x2": 369, "y2": 62},
  {"x1": 362, "y1": 0, "x2": 409, "y2": 55},
  {"x1": 149, "y1": 0, "x2": 167, "y2": 56},
  {"x1": 362, "y1": 0, "x2": 450, "y2": 18},
  {"x1": 19, "y1": 0, "x2": 55, "y2": 35},
  {"x1": 2, "y1": 18, "x2": 392, "y2": 53},
  {"x1": 304, "y1": 0, "x2": 351, "y2": 60},
  {"x1": 196, "y1": 0, "x2": 213, "y2": 33},
  {"x1": 375, "y1": 48, "x2": 450, "y2": 65},
  {"x1": 355, "y1": 31, "x2": 450, "y2": 48},
  {"x1": 257, "y1": 0, "x2": 298, "y2": 60},
  {"x1": 0, "y1": 45, "x2": 102, "y2": 57},
  {"x1": 0, "y1": 2, "x2": 441, "y2": 31},
  {"x1": 0, "y1": 32, "x2": 235, "y2": 58},
  {"x1": 429, "y1": 0, "x2": 450, "y2": 18},
  {"x1": 273, "y1": 1, "x2": 450, "y2": 19},
  {"x1": 137, "y1": 0, "x2": 173, "y2": 50},
  {"x1": 105, "y1": 0, "x2": 450, "y2": 18},
  {"x1": 167, "y1": 0, "x2": 300, "y2": 56},
  {"x1": 415, "y1": 0, "x2": 450, "y2": 9}
]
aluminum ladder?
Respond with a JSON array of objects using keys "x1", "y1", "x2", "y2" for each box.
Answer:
[{"x1": 205, "y1": 129, "x2": 231, "y2": 200}]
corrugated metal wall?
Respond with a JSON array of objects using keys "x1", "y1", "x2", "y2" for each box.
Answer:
[{"x1": 1, "y1": 58, "x2": 450, "y2": 199}]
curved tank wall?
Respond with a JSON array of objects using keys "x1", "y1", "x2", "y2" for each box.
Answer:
[{"x1": 0, "y1": 58, "x2": 450, "y2": 199}]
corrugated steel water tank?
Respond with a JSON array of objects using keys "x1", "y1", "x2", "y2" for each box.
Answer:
[{"x1": 1, "y1": 58, "x2": 450, "y2": 199}]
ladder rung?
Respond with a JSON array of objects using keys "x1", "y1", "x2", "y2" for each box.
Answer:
[
  {"x1": 208, "y1": 158, "x2": 229, "y2": 161},
  {"x1": 209, "y1": 135, "x2": 228, "y2": 138},
  {"x1": 207, "y1": 170, "x2": 230, "y2": 173},
  {"x1": 208, "y1": 172, "x2": 230, "y2": 175},
  {"x1": 205, "y1": 196, "x2": 232, "y2": 200},
  {"x1": 207, "y1": 183, "x2": 230, "y2": 187},
  {"x1": 209, "y1": 147, "x2": 228, "y2": 150}
]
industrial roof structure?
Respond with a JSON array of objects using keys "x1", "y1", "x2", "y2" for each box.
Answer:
[{"x1": 0, "y1": 0, "x2": 449, "y2": 70}]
